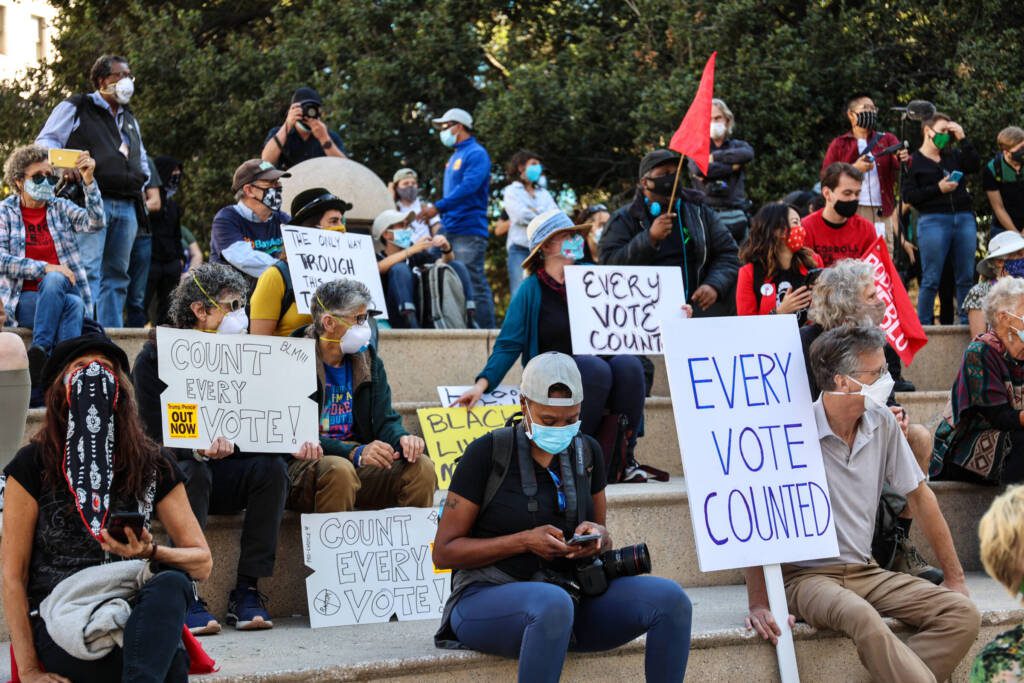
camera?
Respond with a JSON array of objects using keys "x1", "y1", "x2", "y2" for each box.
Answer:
[
  {"x1": 300, "y1": 100, "x2": 321, "y2": 120},
  {"x1": 706, "y1": 179, "x2": 730, "y2": 197},
  {"x1": 574, "y1": 543, "x2": 652, "y2": 597}
]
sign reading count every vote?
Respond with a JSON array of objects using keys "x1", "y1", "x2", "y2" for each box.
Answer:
[{"x1": 662, "y1": 315, "x2": 838, "y2": 571}]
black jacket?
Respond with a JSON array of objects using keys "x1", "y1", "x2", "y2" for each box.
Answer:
[
  {"x1": 902, "y1": 140, "x2": 981, "y2": 214},
  {"x1": 599, "y1": 189, "x2": 740, "y2": 317},
  {"x1": 688, "y1": 138, "x2": 754, "y2": 210}
]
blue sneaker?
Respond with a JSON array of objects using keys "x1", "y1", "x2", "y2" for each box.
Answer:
[
  {"x1": 226, "y1": 587, "x2": 273, "y2": 630},
  {"x1": 186, "y1": 598, "x2": 221, "y2": 636}
]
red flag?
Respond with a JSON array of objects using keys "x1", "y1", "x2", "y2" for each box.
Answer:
[
  {"x1": 860, "y1": 236, "x2": 928, "y2": 365},
  {"x1": 669, "y1": 52, "x2": 716, "y2": 175}
]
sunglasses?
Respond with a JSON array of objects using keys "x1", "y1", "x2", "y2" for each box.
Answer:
[
  {"x1": 28, "y1": 172, "x2": 60, "y2": 186},
  {"x1": 546, "y1": 467, "x2": 567, "y2": 513},
  {"x1": 215, "y1": 297, "x2": 246, "y2": 312}
]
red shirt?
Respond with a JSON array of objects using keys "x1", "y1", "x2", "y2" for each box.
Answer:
[
  {"x1": 735, "y1": 254, "x2": 824, "y2": 316},
  {"x1": 802, "y1": 209, "x2": 878, "y2": 268},
  {"x1": 21, "y1": 205, "x2": 58, "y2": 292},
  {"x1": 821, "y1": 131, "x2": 901, "y2": 217}
]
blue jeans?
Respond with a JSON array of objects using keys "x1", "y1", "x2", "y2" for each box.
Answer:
[
  {"x1": 77, "y1": 197, "x2": 139, "y2": 327},
  {"x1": 448, "y1": 234, "x2": 495, "y2": 328},
  {"x1": 574, "y1": 354, "x2": 646, "y2": 447},
  {"x1": 916, "y1": 211, "x2": 977, "y2": 324},
  {"x1": 125, "y1": 231, "x2": 152, "y2": 327},
  {"x1": 507, "y1": 243, "x2": 530, "y2": 299},
  {"x1": 14, "y1": 271, "x2": 85, "y2": 352},
  {"x1": 384, "y1": 262, "x2": 419, "y2": 327},
  {"x1": 451, "y1": 576, "x2": 691, "y2": 683}
]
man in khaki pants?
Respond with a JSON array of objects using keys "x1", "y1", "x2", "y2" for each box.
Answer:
[{"x1": 743, "y1": 325, "x2": 980, "y2": 682}]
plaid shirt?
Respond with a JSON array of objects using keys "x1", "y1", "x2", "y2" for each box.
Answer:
[{"x1": 0, "y1": 182, "x2": 105, "y2": 322}]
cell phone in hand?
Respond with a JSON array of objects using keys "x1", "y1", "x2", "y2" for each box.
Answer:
[
  {"x1": 567, "y1": 533, "x2": 601, "y2": 546},
  {"x1": 947, "y1": 170, "x2": 964, "y2": 183},
  {"x1": 48, "y1": 148, "x2": 83, "y2": 169},
  {"x1": 107, "y1": 511, "x2": 145, "y2": 544}
]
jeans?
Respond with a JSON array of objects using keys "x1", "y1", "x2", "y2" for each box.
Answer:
[
  {"x1": 32, "y1": 569, "x2": 192, "y2": 682},
  {"x1": 14, "y1": 271, "x2": 85, "y2": 352},
  {"x1": 450, "y1": 576, "x2": 692, "y2": 683},
  {"x1": 507, "y1": 243, "x2": 530, "y2": 299},
  {"x1": 574, "y1": 355, "x2": 646, "y2": 447},
  {"x1": 384, "y1": 262, "x2": 419, "y2": 327},
  {"x1": 125, "y1": 231, "x2": 152, "y2": 327},
  {"x1": 77, "y1": 197, "x2": 139, "y2": 327},
  {"x1": 448, "y1": 234, "x2": 495, "y2": 328},
  {"x1": 915, "y1": 211, "x2": 977, "y2": 324}
]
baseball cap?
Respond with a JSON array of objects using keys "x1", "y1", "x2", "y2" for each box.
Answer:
[
  {"x1": 521, "y1": 352, "x2": 584, "y2": 407},
  {"x1": 372, "y1": 209, "x2": 416, "y2": 242},
  {"x1": 231, "y1": 159, "x2": 291, "y2": 192},
  {"x1": 432, "y1": 108, "x2": 473, "y2": 130},
  {"x1": 638, "y1": 148, "x2": 681, "y2": 179},
  {"x1": 393, "y1": 168, "x2": 418, "y2": 183},
  {"x1": 291, "y1": 86, "x2": 322, "y2": 105}
]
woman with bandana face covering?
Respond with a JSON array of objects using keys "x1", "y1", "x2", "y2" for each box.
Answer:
[
  {"x1": 3, "y1": 332, "x2": 212, "y2": 682},
  {"x1": 131, "y1": 263, "x2": 295, "y2": 636},
  {"x1": 0, "y1": 144, "x2": 104, "y2": 405},
  {"x1": 502, "y1": 149, "x2": 558, "y2": 297},
  {"x1": 963, "y1": 230, "x2": 1024, "y2": 337}
]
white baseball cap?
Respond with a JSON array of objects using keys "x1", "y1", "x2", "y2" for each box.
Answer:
[
  {"x1": 521, "y1": 352, "x2": 583, "y2": 407},
  {"x1": 372, "y1": 209, "x2": 416, "y2": 243},
  {"x1": 432, "y1": 108, "x2": 473, "y2": 130}
]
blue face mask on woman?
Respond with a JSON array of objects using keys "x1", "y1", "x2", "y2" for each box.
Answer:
[
  {"x1": 525, "y1": 403, "x2": 581, "y2": 455},
  {"x1": 524, "y1": 163, "x2": 543, "y2": 184},
  {"x1": 391, "y1": 227, "x2": 415, "y2": 249},
  {"x1": 560, "y1": 234, "x2": 585, "y2": 261},
  {"x1": 1004, "y1": 258, "x2": 1024, "y2": 279},
  {"x1": 24, "y1": 174, "x2": 57, "y2": 202}
]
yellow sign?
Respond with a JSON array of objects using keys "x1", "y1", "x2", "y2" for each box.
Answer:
[
  {"x1": 418, "y1": 405, "x2": 520, "y2": 490},
  {"x1": 166, "y1": 402, "x2": 199, "y2": 439}
]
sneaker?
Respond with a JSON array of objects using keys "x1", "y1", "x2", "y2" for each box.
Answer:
[
  {"x1": 226, "y1": 587, "x2": 273, "y2": 630},
  {"x1": 890, "y1": 527, "x2": 944, "y2": 584},
  {"x1": 186, "y1": 599, "x2": 221, "y2": 636},
  {"x1": 893, "y1": 378, "x2": 916, "y2": 393}
]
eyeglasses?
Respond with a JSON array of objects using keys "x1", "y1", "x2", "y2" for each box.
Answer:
[
  {"x1": 850, "y1": 366, "x2": 888, "y2": 383},
  {"x1": 109, "y1": 69, "x2": 133, "y2": 80},
  {"x1": 28, "y1": 172, "x2": 60, "y2": 186},
  {"x1": 546, "y1": 467, "x2": 567, "y2": 513},
  {"x1": 328, "y1": 311, "x2": 369, "y2": 326}
]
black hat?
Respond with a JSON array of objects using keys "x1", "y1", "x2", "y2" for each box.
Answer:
[
  {"x1": 638, "y1": 148, "x2": 681, "y2": 179},
  {"x1": 291, "y1": 86, "x2": 322, "y2": 106},
  {"x1": 291, "y1": 188, "x2": 354, "y2": 225},
  {"x1": 40, "y1": 332, "x2": 131, "y2": 390}
]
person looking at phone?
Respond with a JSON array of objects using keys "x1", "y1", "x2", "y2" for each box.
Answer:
[
  {"x1": 902, "y1": 112, "x2": 981, "y2": 324},
  {"x1": 736, "y1": 203, "x2": 822, "y2": 322},
  {"x1": 3, "y1": 332, "x2": 211, "y2": 682},
  {"x1": 433, "y1": 352, "x2": 692, "y2": 682},
  {"x1": 260, "y1": 87, "x2": 347, "y2": 170}
]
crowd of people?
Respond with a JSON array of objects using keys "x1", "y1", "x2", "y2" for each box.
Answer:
[{"x1": 2, "y1": 51, "x2": 1024, "y2": 682}]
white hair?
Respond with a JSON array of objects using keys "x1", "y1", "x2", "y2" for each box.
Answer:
[
  {"x1": 984, "y1": 277, "x2": 1024, "y2": 328},
  {"x1": 712, "y1": 98, "x2": 735, "y2": 136}
]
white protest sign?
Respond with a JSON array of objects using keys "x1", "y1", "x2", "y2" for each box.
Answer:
[
  {"x1": 280, "y1": 224, "x2": 387, "y2": 317},
  {"x1": 301, "y1": 507, "x2": 450, "y2": 628},
  {"x1": 156, "y1": 327, "x2": 319, "y2": 453},
  {"x1": 436, "y1": 384, "x2": 521, "y2": 407},
  {"x1": 565, "y1": 265, "x2": 686, "y2": 355},
  {"x1": 662, "y1": 315, "x2": 838, "y2": 572}
]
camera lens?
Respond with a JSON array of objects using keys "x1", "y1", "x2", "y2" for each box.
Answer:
[{"x1": 602, "y1": 543, "x2": 651, "y2": 579}]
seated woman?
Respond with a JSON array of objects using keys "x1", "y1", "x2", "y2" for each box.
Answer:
[
  {"x1": 454, "y1": 209, "x2": 647, "y2": 463},
  {"x1": 2, "y1": 332, "x2": 211, "y2": 682},
  {"x1": 433, "y1": 352, "x2": 691, "y2": 682},
  {"x1": 963, "y1": 230, "x2": 1024, "y2": 338},
  {"x1": 932, "y1": 277, "x2": 1024, "y2": 485},
  {"x1": 250, "y1": 187, "x2": 352, "y2": 337},
  {"x1": 0, "y1": 144, "x2": 104, "y2": 390},
  {"x1": 736, "y1": 203, "x2": 821, "y2": 322},
  {"x1": 133, "y1": 263, "x2": 295, "y2": 635}
]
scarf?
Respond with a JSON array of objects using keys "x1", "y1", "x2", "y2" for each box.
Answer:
[{"x1": 537, "y1": 269, "x2": 567, "y2": 301}]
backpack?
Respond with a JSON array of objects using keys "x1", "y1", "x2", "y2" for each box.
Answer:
[
  {"x1": 273, "y1": 260, "x2": 295, "y2": 325},
  {"x1": 872, "y1": 484, "x2": 908, "y2": 568},
  {"x1": 414, "y1": 263, "x2": 470, "y2": 329}
]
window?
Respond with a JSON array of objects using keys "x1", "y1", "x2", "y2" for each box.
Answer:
[{"x1": 33, "y1": 15, "x2": 46, "y2": 62}]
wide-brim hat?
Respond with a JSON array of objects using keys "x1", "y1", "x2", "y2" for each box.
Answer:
[
  {"x1": 290, "y1": 187, "x2": 353, "y2": 225},
  {"x1": 521, "y1": 209, "x2": 590, "y2": 270},
  {"x1": 979, "y1": 230, "x2": 1024, "y2": 278},
  {"x1": 40, "y1": 333, "x2": 130, "y2": 390}
]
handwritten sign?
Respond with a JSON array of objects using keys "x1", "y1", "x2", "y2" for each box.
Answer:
[
  {"x1": 662, "y1": 315, "x2": 838, "y2": 571},
  {"x1": 302, "y1": 507, "x2": 449, "y2": 628},
  {"x1": 418, "y1": 405, "x2": 521, "y2": 489},
  {"x1": 565, "y1": 265, "x2": 686, "y2": 355},
  {"x1": 156, "y1": 327, "x2": 319, "y2": 453},
  {"x1": 436, "y1": 385, "x2": 521, "y2": 407},
  {"x1": 280, "y1": 225, "x2": 388, "y2": 317}
]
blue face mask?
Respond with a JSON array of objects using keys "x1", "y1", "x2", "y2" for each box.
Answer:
[
  {"x1": 1005, "y1": 258, "x2": 1024, "y2": 279},
  {"x1": 560, "y1": 234, "x2": 585, "y2": 261},
  {"x1": 525, "y1": 404, "x2": 581, "y2": 455},
  {"x1": 440, "y1": 128, "x2": 457, "y2": 148},
  {"x1": 25, "y1": 176, "x2": 56, "y2": 202},
  {"x1": 524, "y1": 163, "x2": 543, "y2": 183},
  {"x1": 391, "y1": 227, "x2": 414, "y2": 249}
]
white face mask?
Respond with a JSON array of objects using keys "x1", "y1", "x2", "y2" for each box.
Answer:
[
  {"x1": 341, "y1": 321, "x2": 372, "y2": 355},
  {"x1": 831, "y1": 371, "x2": 894, "y2": 409},
  {"x1": 114, "y1": 77, "x2": 134, "y2": 104},
  {"x1": 710, "y1": 121, "x2": 727, "y2": 139},
  {"x1": 217, "y1": 308, "x2": 249, "y2": 335}
]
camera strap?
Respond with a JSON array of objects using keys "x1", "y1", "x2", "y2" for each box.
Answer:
[
  {"x1": 515, "y1": 432, "x2": 587, "y2": 530},
  {"x1": 516, "y1": 433, "x2": 540, "y2": 523}
]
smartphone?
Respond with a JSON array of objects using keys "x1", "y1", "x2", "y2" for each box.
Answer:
[
  {"x1": 947, "y1": 170, "x2": 964, "y2": 183},
  {"x1": 567, "y1": 533, "x2": 601, "y2": 546},
  {"x1": 107, "y1": 511, "x2": 145, "y2": 543},
  {"x1": 48, "y1": 148, "x2": 83, "y2": 169}
]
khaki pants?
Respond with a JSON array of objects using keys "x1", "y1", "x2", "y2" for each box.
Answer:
[
  {"x1": 287, "y1": 454, "x2": 437, "y2": 513},
  {"x1": 782, "y1": 563, "x2": 980, "y2": 682},
  {"x1": 857, "y1": 205, "x2": 895, "y2": 251}
]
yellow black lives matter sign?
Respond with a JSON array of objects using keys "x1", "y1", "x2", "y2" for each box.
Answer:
[{"x1": 167, "y1": 402, "x2": 199, "y2": 439}]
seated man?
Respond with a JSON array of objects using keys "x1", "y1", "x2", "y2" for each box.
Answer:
[
  {"x1": 286, "y1": 278, "x2": 436, "y2": 513},
  {"x1": 744, "y1": 325, "x2": 980, "y2": 683}
]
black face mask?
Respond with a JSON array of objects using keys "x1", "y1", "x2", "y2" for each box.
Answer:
[
  {"x1": 832, "y1": 198, "x2": 860, "y2": 219},
  {"x1": 1012, "y1": 149, "x2": 1024, "y2": 165},
  {"x1": 645, "y1": 173, "x2": 677, "y2": 199},
  {"x1": 855, "y1": 110, "x2": 878, "y2": 130}
]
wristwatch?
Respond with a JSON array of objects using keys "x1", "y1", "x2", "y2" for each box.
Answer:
[{"x1": 321, "y1": 139, "x2": 334, "y2": 150}]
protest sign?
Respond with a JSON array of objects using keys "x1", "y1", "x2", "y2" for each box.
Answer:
[
  {"x1": 861, "y1": 236, "x2": 927, "y2": 365},
  {"x1": 156, "y1": 327, "x2": 319, "y2": 453},
  {"x1": 418, "y1": 405, "x2": 521, "y2": 489},
  {"x1": 436, "y1": 384, "x2": 521, "y2": 407},
  {"x1": 280, "y1": 224, "x2": 387, "y2": 317},
  {"x1": 564, "y1": 265, "x2": 686, "y2": 355},
  {"x1": 302, "y1": 507, "x2": 449, "y2": 628}
]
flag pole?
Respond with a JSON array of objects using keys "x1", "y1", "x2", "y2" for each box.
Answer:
[{"x1": 667, "y1": 154, "x2": 686, "y2": 218}]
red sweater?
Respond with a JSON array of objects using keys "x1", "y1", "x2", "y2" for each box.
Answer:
[
  {"x1": 736, "y1": 254, "x2": 824, "y2": 316},
  {"x1": 802, "y1": 210, "x2": 877, "y2": 268},
  {"x1": 821, "y1": 131, "x2": 901, "y2": 217}
]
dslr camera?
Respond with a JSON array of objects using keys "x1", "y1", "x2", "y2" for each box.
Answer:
[
  {"x1": 706, "y1": 179, "x2": 730, "y2": 197},
  {"x1": 300, "y1": 100, "x2": 321, "y2": 120},
  {"x1": 574, "y1": 543, "x2": 652, "y2": 597}
]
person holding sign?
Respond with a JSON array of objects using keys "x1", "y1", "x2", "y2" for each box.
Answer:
[
  {"x1": 133, "y1": 264, "x2": 292, "y2": 634},
  {"x1": 434, "y1": 352, "x2": 691, "y2": 682},
  {"x1": 745, "y1": 326, "x2": 979, "y2": 682},
  {"x1": 286, "y1": 278, "x2": 436, "y2": 513}
]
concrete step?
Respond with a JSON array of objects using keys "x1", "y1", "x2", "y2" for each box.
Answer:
[
  {"x1": 0, "y1": 573, "x2": 1014, "y2": 682},
  {"x1": 897, "y1": 390, "x2": 950, "y2": 432},
  {"x1": 902, "y1": 325, "x2": 971, "y2": 392}
]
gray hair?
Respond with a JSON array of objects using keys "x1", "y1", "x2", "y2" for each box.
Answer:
[
  {"x1": 983, "y1": 276, "x2": 1024, "y2": 329},
  {"x1": 3, "y1": 144, "x2": 49, "y2": 188},
  {"x1": 712, "y1": 98, "x2": 735, "y2": 135},
  {"x1": 310, "y1": 279, "x2": 372, "y2": 335},
  {"x1": 167, "y1": 263, "x2": 247, "y2": 329},
  {"x1": 808, "y1": 259, "x2": 876, "y2": 330},
  {"x1": 809, "y1": 324, "x2": 886, "y2": 392}
]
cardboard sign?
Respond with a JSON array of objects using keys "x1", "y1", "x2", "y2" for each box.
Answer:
[
  {"x1": 565, "y1": 265, "x2": 686, "y2": 355},
  {"x1": 436, "y1": 384, "x2": 521, "y2": 407},
  {"x1": 661, "y1": 315, "x2": 838, "y2": 572},
  {"x1": 418, "y1": 405, "x2": 521, "y2": 489},
  {"x1": 156, "y1": 327, "x2": 319, "y2": 453},
  {"x1": 280, "y1": 225, "x2": 388, "y2": 317},
  {"x1": 301, "y1": 507, "x2": 449, "y2": 628}
]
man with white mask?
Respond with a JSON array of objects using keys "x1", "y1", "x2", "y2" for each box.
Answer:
[
  {"x1": 285, "y1": 278, "x2": 436, "y2": 515},
  {"x1": 37, "y1": 54, "x2": 152, "y2": 328}
]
